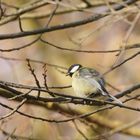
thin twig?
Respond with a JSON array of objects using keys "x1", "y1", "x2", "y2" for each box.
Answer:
[
  {"x1": 0, "y1": 56, "x2": 67, "y2": 70},
  {"x1": 73, "y1": 120, "x2": 89, "y2": 140},
  {"x1": 0, "y1": 0, "x2": 137, "y2": 40},
  {"x1": 94, "y1": 118, "x2": 140, "y2": 139},
  {"x1": 103, "y1": 51, "x2": 140, "y2": 75},
  {"x1": 0, "y1": 126, "x2": 40, "y2": 140},
  {"x1": 0, "y1": 98, "x2": 27, "y2": 120},
  {"x1": 41, "y1": 38, "x2": 140, "y2": 54},
  {"x1": 18, "y1": 16, "x2": 24, "y2": 32},
  {"x1": 113, "y1": 12, "x2": 140, "y2": 67},
  {"x1": 9, "y1": 89, "x2": 32, "y2": 100},
  {"x1": 26, "y1": 59, "x2": 41, "y2": 98},
  {"x1": 0, "y1": 38, "x2": 39, "y2": 52},
  {"x1": 42, "y1": 64, "x2": 55, "y2": 97}
]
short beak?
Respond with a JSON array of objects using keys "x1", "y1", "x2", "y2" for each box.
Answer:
[{"x1": 66, "y1": 72, "x2": 70, "y2": 76}]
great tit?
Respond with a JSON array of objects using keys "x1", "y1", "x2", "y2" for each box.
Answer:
[{"x1": 67, "y1": 64, "x2": 122, "y2": 104}]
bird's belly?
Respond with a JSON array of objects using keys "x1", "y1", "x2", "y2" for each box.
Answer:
[{"x1": 72, "y1": 78, "x2": 97, "y2": 97}]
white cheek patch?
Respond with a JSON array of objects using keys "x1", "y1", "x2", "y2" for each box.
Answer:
[{"x1": 70, "y1": 65, "x2": 80, "y2": 73}]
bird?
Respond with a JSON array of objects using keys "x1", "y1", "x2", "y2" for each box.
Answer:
[{"x1": 66, "y1": 64, "x2": 122, "y2": 105}]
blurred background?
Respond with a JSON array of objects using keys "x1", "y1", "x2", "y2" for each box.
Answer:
[{"x1": 0, "y1": 0, "x2": 140, "y2": 140}]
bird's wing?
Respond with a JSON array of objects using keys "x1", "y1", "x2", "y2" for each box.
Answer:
[
  {"x1": 80, "y1": 68, "x2": 122, "y2": 104},
  {"x1": 84, "y1": 76, "x2": 107, "y2": 96},
  {"x1": 86, "y1": 68, "x2": 101, "y2": 77},
  {"x1": 84, "y1": 77, "x2": 122, "y2": 104},
  {"x1": 80, "y1": 68, "x2": 105, "y2": 86}
]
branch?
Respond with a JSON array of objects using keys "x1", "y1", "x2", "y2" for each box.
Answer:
[
  {"x1": 0, "y1": 126, "x2": 40, "y2": 140},
  {"x1": 0, "y1": 81, "x2": 140, "y2": 112},
  {"x1": 0, "y1": 98, "x2": 27, "y2": 120},
  {"x1": 0, "y1": 100, "x2": 140, "y2": 137},
  {"x1": 0, "y1": 0, "x2": 49, "y2": 26},
  {"x1": 0, "y1": 56, "x2": 67, "y2": 70},
  {"x1": 0, "y1": 0, "x2": 137, "y2": 40},
  {"x1": 0, "y1": 38, "x2": 39, "y2": 52},
  {"x1": 40, "y1": 38, "x2": 140, "y2": 54},
  {"x1": 26, "y1": 59, "x2": 41, "y2": 98},
  {"x1": 103, "y1": 51, "x2": 140, "y2": 75}
]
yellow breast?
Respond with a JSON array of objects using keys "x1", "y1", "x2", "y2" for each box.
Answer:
[{"x1": 72, "y1": 73, "x2": 97, "y2": 97}]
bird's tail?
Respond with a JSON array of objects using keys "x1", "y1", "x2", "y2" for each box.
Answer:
[{"x1": 108, "y1": 94, "x2": 122, "y2": 105}]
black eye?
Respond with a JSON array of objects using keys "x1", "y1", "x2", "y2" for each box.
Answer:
[{"x1": 69, "y1": 72, "x2": 73, "y2": 77}]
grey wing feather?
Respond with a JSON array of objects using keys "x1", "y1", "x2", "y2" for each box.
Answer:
[
  {"x1": 84, "y1": 76, "x2": 107, "y2": 96},
  {"x1": 79, "y1": 68, "x2": 106, "y2": 95},
  {"x1": 87, "y1": 68, "x2": 105, "y2": 86},
  {"x1": 80, "y1": 68, "x2": 122, "y2": 104},
  {"x1": 85, "y1": 69, "x2": 115, "y2": 98},
  {"x1": 79, "y1": 68, "x2": 100, "y2": 77},
  {"x1": 97, "y1": 80, "x2": 122, "y2": 104},
  {"x1": 108, "y1": 94, "x2": 122, "y2": 104}
]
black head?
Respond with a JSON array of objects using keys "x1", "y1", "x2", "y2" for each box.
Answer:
[{"x1": 66, "y1": 64, "x2": 82, "y2": 77}]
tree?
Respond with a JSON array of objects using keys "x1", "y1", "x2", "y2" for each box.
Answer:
[{"x1": 0, "y1": 0, "x2": 140, "y2": 140}]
